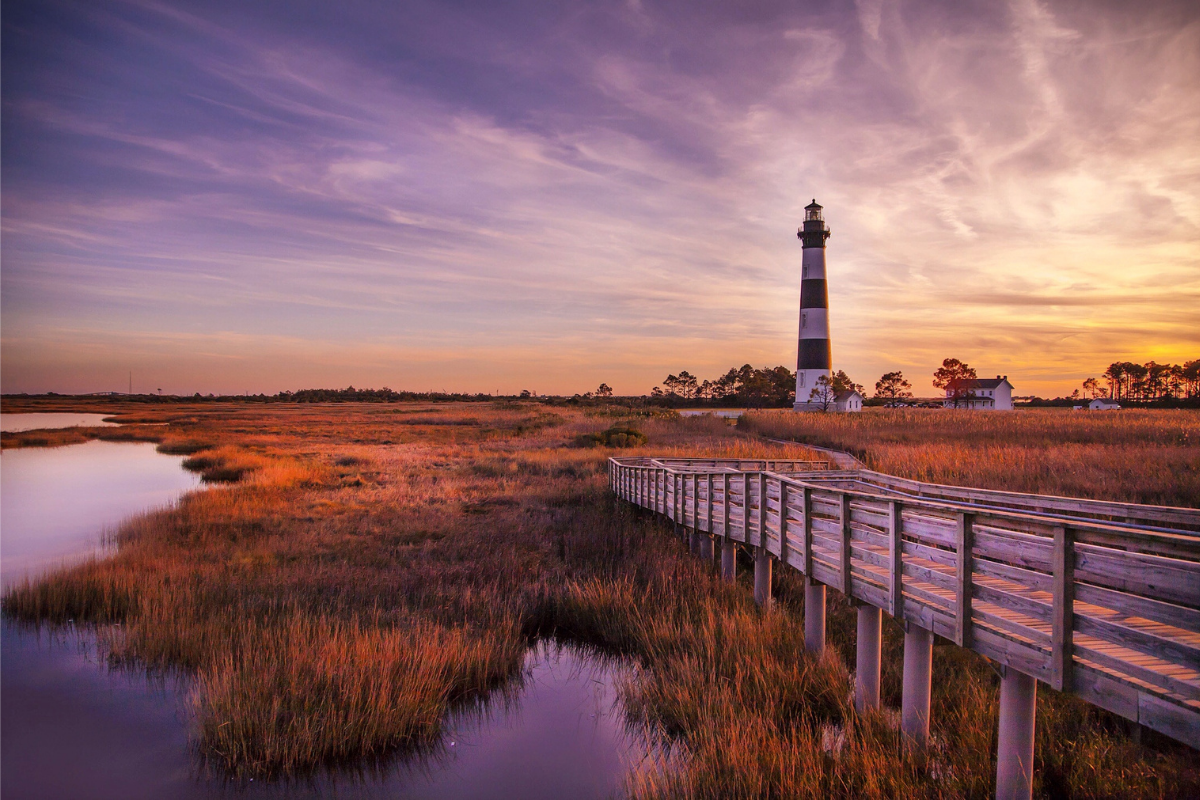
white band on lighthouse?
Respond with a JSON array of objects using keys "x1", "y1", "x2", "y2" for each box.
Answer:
[
  {"x1": 799, "y1": 307, "x2": 829, "y2": 340},
  {"x1": 801, "y1": 248, "x2": 826, "y2": 280}
]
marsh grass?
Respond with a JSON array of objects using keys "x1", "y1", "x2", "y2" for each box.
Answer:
[
  {"x1": 741, "y1": 408, "x2": 1200, "y2": 507},
  {"x1": 1, "y1": 400, "x2": 1197, "y2": 796}
]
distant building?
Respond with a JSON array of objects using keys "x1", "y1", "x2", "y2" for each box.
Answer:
[
  {"x1": 945, "y1": 376, "x2": 1014, "y2": 410},
  {"x1": 834, "y1": 390, "x2": 863, "y2": 412},
  {"x1": 1089, "y1": 398, "x2": 1121, "y2": 411}
]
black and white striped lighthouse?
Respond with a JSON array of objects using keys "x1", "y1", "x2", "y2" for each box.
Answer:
[{"x1": 793, "y1": 199, "x2": 832, "y2": 410}]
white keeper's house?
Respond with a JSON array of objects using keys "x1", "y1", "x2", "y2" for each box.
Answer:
[
  {"x1": 945, "y1": 376, "x2": 1014, "y2": 410},
  {"x1": 834, "y1": 390, "x2": 864, "y2": 412}
]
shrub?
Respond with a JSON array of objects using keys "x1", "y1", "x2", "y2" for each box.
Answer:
[{"x1": 575, "y1": 425, "x2": 648, "y2": 448}]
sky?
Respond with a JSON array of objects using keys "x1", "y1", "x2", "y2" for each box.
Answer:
[{"x1": 2, "y1": 0, "x2": 1198, "y2": 397}]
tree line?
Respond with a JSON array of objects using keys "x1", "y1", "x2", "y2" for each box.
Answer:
[
  {"x1": 1081, "y1": 361, "x2": 1200, "y2": 401},
  {"x1": 648, "y1": 365, "x2": 865, "y2": 408}
]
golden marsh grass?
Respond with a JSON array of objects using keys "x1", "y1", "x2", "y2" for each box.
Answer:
[{"x1": 1, "y1": 400, "x2": 1196, "y2": 795}]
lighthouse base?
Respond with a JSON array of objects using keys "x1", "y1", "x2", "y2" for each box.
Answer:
[{"x1": 792, "y1": 401, "x2": 833, "y2": 413}]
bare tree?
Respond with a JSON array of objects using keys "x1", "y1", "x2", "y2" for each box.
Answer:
[{"x1": 811, "y1": 374, "x2": 836, "y2": 411}]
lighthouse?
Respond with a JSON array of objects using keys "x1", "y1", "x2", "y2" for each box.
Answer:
[{"x1": 793, "y1": 200, "x2": 832, "y2": 410}]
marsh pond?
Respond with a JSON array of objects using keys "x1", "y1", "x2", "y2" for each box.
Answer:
[{"x1": 0, "y1": 419, "x2": 656, "y2": 799}]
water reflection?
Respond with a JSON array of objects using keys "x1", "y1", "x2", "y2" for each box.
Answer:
[
  {"x1": 384, "y1": 641, "x2": 657, "y2": 799},
  {"x1": 0, "y1": 413, "x2": 118, "y2": 432},
  {"x1": 2, "y1": 628, "x2": 657, "y2": 800},
  {"x1": 0, "y1": 441, "x2": 200, "y2": 588},
  {"x1": 1, "y1": 440, "x2": 659, "y2": 798}
]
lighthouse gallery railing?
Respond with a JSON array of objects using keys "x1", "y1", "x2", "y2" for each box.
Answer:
[{"x1": 609, "y1": 456, "x2": 1200, "y2": 749}]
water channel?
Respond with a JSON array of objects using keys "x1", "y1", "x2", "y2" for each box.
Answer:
[
  {"x1": 1, "y1": 412, "x2": 118, "y2": 433},
  {"x1": 1, "y1": 421, "x2": 658, "y2": 799}
]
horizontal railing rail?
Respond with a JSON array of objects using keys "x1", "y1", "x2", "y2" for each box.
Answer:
[{"x1": 609, "y1": 456, "x2": 1200, "y2": 752}]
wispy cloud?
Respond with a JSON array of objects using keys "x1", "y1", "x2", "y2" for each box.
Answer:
[{"x1": 2, "y1": 0, "x2": 1197, "y2": 396}]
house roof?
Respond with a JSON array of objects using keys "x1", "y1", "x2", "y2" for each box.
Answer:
[
  {"x1": 963, "y1": 376, "x2": 1012, "y2": 390},
  {"x1": 834, "y1": 390, "x2": 862, "y2": 402}
]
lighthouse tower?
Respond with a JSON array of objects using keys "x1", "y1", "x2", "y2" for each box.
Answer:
[{"x1": 793, "y1": 199, "x2": 832, "y2": 410}]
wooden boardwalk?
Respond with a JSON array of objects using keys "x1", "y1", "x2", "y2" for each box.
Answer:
[{"x1": 609, "y1": 456, "x2": 1200, "y2": 750}]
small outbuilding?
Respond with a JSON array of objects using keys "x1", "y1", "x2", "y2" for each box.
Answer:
[
  {"x1": 1089, "y1": 398, "x2": 1121, "y2": 411},
  {"x1": 834, "y1": 390, "x2": 864, "y2": 412}
]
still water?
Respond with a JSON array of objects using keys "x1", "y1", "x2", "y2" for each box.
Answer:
[
  {"x1": 0, "y1": 441, "x2": 200, "y2": 588},
  {"x1": 1, "y1": 441, "x2": 657, "y2": 799},
  {"x1": 0, "y1": 413, "x2": 118, "y2": 432}
]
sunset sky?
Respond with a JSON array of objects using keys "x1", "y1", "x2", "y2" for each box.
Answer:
[{"x1": 2, "y1": 0, "x2": 1197, "y2": 397}]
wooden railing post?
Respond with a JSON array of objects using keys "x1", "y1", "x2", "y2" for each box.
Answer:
[
  {"x1": 742, "y1": 472, "x2": 751, "y2": 542},
  {"x1": 802, "y1": 487, "x2": 813, "y2": 578},
  {"x1": 802, "y1": 487, "x2": 826, "y2": 653},
  {"x1": 780, "y1": 482, "x2": 790, "y2": 566},
  {"x1": 1052, "y1": 525, "x2": 1075, "y2": 692},
  {"x1": 722, "y1": 473, "x2": 731, "y2": 538},
  {"x1": 700, "y1": 474, "x2": 710, "y2": 537},
  {"x1": 662, "y1": 465, "x2": 672, "y2": 515},
  {"x1": 889, "y1": 500, "x2": 903, "y2": 619},
  {"x1": 758, "y1": 473, "x2": 767, "y2": 549},
  {"x1": 673, "y1": 473, "x2": 681, "y2": 535},
  {"x1": 721, "y1": 473, "x2": 736, "y2": 582},
  {"x1": 689, "y1": 473, "x2": 700, "y2": 552},
  {"x1": 841, "y1": 493, "x2": 853, "y2": 597},
  {"x1": 955, "y1": 512, "x2": 975, "y2": 648},
  {"x1": 701, "y1": 474, "x2": 715, "y2": 560}
]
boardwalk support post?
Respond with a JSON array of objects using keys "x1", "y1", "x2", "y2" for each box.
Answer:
[
  {"x1": 996, "y1": 667, "x2": 1037, "y2": 800},
  {"x1": 901, "y1": 624, "x2": 933, "y2": 748},
  {"x1": 805, "y1": 578, "x2": 825, "y2": 654},
  {"x1": 855, "y1": 604, "x2": 882, "y2": 711},
  {"x1": 754, "y1": 546, "x2": 772, "y2": 609},
  {"x1": 721, "y1": 538, "x2": 737, "y2": 582}
]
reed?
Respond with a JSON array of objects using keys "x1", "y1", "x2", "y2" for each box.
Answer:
[
  {"x1": 1, "y1": 399, "x2": 1196, "y2": 796},
  {"x1": 740, "y1": 408, "x2": 1200, "y2": 507}
]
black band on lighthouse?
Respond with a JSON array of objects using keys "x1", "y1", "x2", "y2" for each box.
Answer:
[
  {"x1": 797, "y1": 339, "x2": 831, "y2": 369},
  {"x1": 800, "y1": 279, "x2": 828, "y2": 309}
]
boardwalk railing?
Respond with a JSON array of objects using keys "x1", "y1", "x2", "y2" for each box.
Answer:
[{"x1": 609, "y1": 456, "x2": 1200, "y2": 797}]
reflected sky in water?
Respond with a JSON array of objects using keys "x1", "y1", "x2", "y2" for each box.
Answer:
[
  {"x1": 1, "y1": 441, "x2": 659, "y2": 798},
  {"x1": 0, "y1": 441, "x2": 199, "y2": 588},
  {"x1": 0, "y1": 413, "x2": 118, "y2": 433}
]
